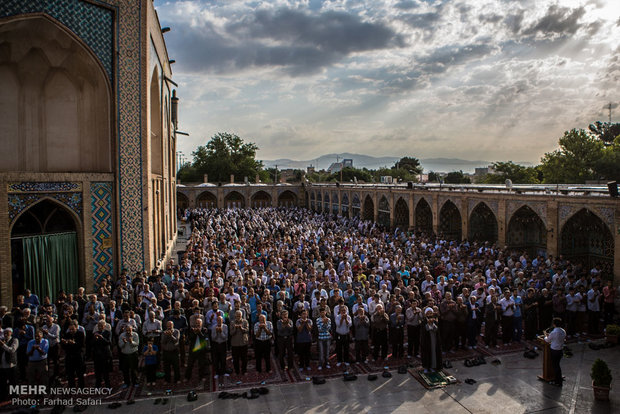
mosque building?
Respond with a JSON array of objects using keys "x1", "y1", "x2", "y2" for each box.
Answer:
[{"x1": 0, "y1": 0, "x2": 179, "y2": 306}]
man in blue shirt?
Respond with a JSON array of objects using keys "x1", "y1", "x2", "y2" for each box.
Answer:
[
  {"x1": 27, "y1": 330, "x2": 49, "y2": 385},
  {"x1": 512, "y1": 289, "x2": 523, "y2": 342}
]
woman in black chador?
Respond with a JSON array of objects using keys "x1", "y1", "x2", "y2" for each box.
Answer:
[{"x1": 420, "y1": 308, "x2": 442, "y2": 373}]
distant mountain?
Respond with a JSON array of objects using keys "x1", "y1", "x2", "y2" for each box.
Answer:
[{"x1": 262, "y1": 153, "x2": 492, "y2": 173}]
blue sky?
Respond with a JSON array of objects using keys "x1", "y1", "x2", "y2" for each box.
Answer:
[{"x1": 156, "y1": 0, "x2": 620, "y2": 164}]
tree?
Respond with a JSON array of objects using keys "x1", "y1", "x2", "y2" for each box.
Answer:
[
  {"x1": 482, "y1": 161, "x2": 540, "y2": 184},
  {"x1": 330, "y1": 167, "x2": 373, "y2": 183},
  {"x1": 539, "y1": 129, "x2": 604, "y2": 183},
  {"x1": 427, "y1": 171, "x2": 440, "y2": 182},
  {"x1": 392, "y1": 157, "x2": 423, "y2": 175},
  {"x1": 588, "y1": 121, "x2": 620, "y2": 145},
  {"x1": 594, "y1": 137, "x2": 620, "y2": 181},
  {"x1": 444, "y1": 170, "x2": 471, "y2": 184},
  {"x1": 188, "y1": 132, "x2": 264, "y2": 183}
]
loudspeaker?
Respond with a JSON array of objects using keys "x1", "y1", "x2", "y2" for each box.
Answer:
[
  {"x1": 608, "y1": 181, "x2": 618, "y2": 197},
  {"x1": 336, "y1": 182, "x2": 340, "y2": 187},
  {"x1": 407, "y1": 181, "x2": 413, "y2": 189}
]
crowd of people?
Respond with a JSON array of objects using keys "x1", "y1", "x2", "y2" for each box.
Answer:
[{"x1": 0, "y1": 207, "x2": 617, "y2": 399}]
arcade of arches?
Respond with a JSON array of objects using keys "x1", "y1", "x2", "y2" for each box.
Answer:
[
  {"x1": 298, "y1": 186, "x2": 619, "y2": 283},
  {"x1": 174, "y1": 182, "x2": 619, "y2": 282}
]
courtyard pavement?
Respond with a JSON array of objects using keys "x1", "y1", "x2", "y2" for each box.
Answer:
[{"x1": 33, "y1": 342, "x2": 616, "y2": 414}]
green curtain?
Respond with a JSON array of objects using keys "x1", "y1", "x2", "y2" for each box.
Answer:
[{"x1": 22, "y1": 233, "x2": 79, "y2": 300}]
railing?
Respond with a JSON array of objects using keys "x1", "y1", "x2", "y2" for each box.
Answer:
[{"x1": 308, "y1": 182, "x2": 614, "y2": 197}]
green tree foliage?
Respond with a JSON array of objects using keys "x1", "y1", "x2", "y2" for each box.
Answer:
[
  {"x1": 588, "y1": 121, "x2": 620, "y2": 145},
  {"x1": 178, "y1": 133, "x2": 264, "y2": 183},
  {"x1": 427, "y1": 171, "x2": 440, "y2": 182},
  {"x1": 539, "y1": 129, "x2": 604, "y2": 183},
  {"x1": 482, "y1": 161, "x2": 540, "y2": 184},
  {"x1": 392, "y1": 157, "x2": 423, "y2": 175},
  {"x1": 594, "y1": 137, "x2": 620, "y2": 181},
  {"x1": 444, "y1": 170, "x2": 471, "y2": 184},
  {"x1": 330, "y1": 167, "x2": 373, "y2": 183}
]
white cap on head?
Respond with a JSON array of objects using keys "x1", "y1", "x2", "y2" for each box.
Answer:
[{"x1": 424, "y1": 307, "x2": 433, "y2": 315}]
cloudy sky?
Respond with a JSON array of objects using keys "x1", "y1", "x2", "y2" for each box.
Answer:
[{"x1": 156, "y1": 0, "x2": 620, "y2": 166}]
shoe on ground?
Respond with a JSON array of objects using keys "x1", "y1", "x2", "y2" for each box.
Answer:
[
  {"x1": 318, "y1": 366, "x2": 322, "y2": 370},
  {"x1": 224, "y1": 373, "x2": 230, "y2": 377},
  {"x1": 214, "y1": 374, "x2": 219, "y2": 379},
  {"x1": 336, "y1": 362, "x2": 342, "y2": 367}
]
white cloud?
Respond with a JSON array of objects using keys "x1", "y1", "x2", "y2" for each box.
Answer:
[{"x1": 157, "y1": 0, "x2": 620, "y2": 164}]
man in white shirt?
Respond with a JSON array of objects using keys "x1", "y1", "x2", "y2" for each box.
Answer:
[
  {"x1": 544, "y1": 318, "x2": 566, "y2": 387},
  {"x1": 498, "y1": 290, "x2": 515, "y2": 345}
]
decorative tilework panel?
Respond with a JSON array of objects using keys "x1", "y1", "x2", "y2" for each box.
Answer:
[
  {"x1": 8, "y1": 182, "x2": 81, "y2": 193},
  {"x1": 9, "y1": 192, "x2": 82, "y2": 223},
  {"x1": 0, "y1": 0, "x2": 114, "y2": 80},
  {"x1": 118, "y1": 0, "x2": 144, "y2": 272},
  {"x1": 91, "y1": 182, "x2": 113, "y2": 287}
]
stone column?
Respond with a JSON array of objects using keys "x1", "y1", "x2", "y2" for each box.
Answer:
[
  {"x1": 389, "y1": 193, "x2": 395, "y2": 228},
  {"x1": 546, "y1": 201, "x2": 559, "y2": 257},
  {"x1": 461, "y1": 197, "x2": 469, "y2": 241},
  {"x1": 373, "y1": 193, "x2": 379, "y2": 223},
  {"x1": 432, "y1": 193, "x2": 439, "y2": 235},
  {"x1": 409, "y1": 193, "x2": 415, "y2": 230},
  {"x1": 498, "y1": 198, "x2": 506, "y2": 247}
]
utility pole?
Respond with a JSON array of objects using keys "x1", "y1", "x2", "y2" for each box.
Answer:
[{"x1": 609, "y1": 102, "x2": 612, "y2": 123}]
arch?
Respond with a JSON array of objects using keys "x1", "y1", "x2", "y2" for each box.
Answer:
[
  {"x1": 560, "y1": 208, "x2": 614, "y2": 275},
  {"x1": 394, "y1": 197, "x2": 409, "y2": 229},
  {"x1": 439, "y1": 200, "x2": 462, "y2": 240},
  {"x1": 507, "y1": 205, "x2": 547, "y2": 257},
  {"x1": 150, "y1": 67, "x2": 163, "y2": 175},
  {"x1": 224, "y1": 191, "x2": 245, "y2": 208},
  {"x1": 278, "y1": 190, "x2": 298, "y2": 207},
  {"x1": 196, "y1": 191, "x2": 217, "y2": 209},
  {"x1": 0, "y1": 16, "x2": 112, "y2": 173},
  {"x1": 377, "y1": 195, "x2": 390, "y2": 228},
  {"x1": 177, "y1": 192, "x2": 189, "y2": 210},
  {"x1": 363, "y1": 195, "x2": 374, "y2": 221},
  {"x1": 415, "y1": 198, "x2": 433, "y2": 235},
  {"x1": 469, "y1": 202, "x2": 498, "y2": 242},
  {"x1": 251, "y1": 190, "x2": 272, "y2": 208},
  {"x1": 10, "y1": 198, "x2": 81, "y2": 300},
  {"x1": 316, "y1": 192, "x2": 323, "y2": 212}
]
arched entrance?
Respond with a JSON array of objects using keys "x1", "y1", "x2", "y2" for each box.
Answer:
[
  {"x1": 197, "y1": 191, "x2": 217, "y2": 208},
  {"x1": 10, "y1": 199, "x2": 80, "y2": 300},
  {"x1": 352, "y1": 194, "x2": 361, "y2": 217},
  {"x1": 378, "y1": 196, "x2": 390, "y2": 228},
  {"x1": 310, "y1": 192, "x2": 315, "y2": 211},
  {"x1": 251, "y1": 190, "x2": 272, "y2": 208},
  {"x1": 278, "y1": 190, "x2": 298, "y2": 207},
  {"x1": 439, "y1": 201, "x2": 462, "y2": 240},
  {"x1": 177, "y1": 192, "x2": 189, "y2": 210},
  {"x1": 561, "y1": 209, "x2": 614, "y2": 275},
  {"x1": 415, "y1": 198, "x2": 433, "y2": 235},
  {"x1": 469, "y1": 202, "x2": 498, "y2": 242},
  {"x1": 394, "y1": 198, "x2": 409, "y2": 229},
  {"x1": 225, "y1": 191, "x2": 245, "y2": 208},
  {"x1": 363, "y1": 195, "x2": 374, "y2": 221},
  {"x1": 507, "y1": 205, "x2": 546, "y2": 257},
  {"x1": 317, "y1": 192, "x2": 323, "y2": 213},
  {"x1": 324, "y1": 193, "x2": 330, "y2": 213}
]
